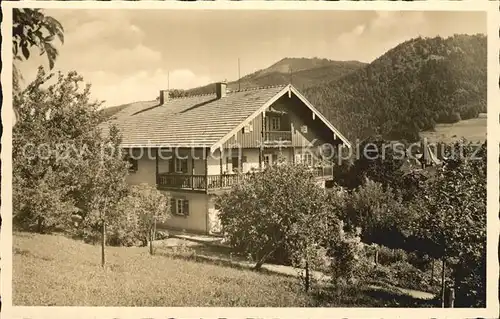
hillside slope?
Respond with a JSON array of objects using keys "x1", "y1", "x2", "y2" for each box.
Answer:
[
  {"x1": 302, "y1": 34, "x2": 487, "y2": 142},
  {"x1": 184, "y1": 58, "x2": 365, "y2": 96},
  {"x1": 101, "y1": 58, "x2": 365, "y2": 120}
]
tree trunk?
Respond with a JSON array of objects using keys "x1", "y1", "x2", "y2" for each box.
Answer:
[
  {"x1": 254, "y1": 260, "x2": 264, "y2": 271},
  {"x1": 305, "y1": 261, "x2": 310, "y2": 292},
  {"x1": 447, "y1": 286, "x2": 455, "y2": 308},
  {"x1": 374, "y1": 249, "x2": 379, "y2": 267},
  {"x1": 149, "y1": 228, "x2": 154, "y2": 255},
  {"x1": 431, "y1": 258, "x2": 435, "y2": 285},
  {"x1": 253, "y1": 249, "x2": 275, "y2": 271},
  {"x1": 440, "y1": 257, "x2": 446, "y2": 308},
  {"x1": 101, "y1": 221, "x2": 106, "y2": 267},
  {"x1": 37, "y1": 216, "x2": 44, "y2": 233},
  {"x1": 153, "y1": 218, "x2": 157, "y2": 240}
]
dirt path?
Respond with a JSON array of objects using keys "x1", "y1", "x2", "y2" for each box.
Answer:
[{"x1": 156, "y1": 237, "x2": 436, "y2": 300}]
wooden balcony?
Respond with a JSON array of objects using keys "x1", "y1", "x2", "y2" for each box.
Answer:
[
  {"x1": 264, "y1": 131, "x2": 292, "y2": 144},
  {"x1": 157, "y1": 172, "x2": 259, "y2": 192},
  {"x1": 157, "y1": 166, "x2": 334, "y2": 192}
]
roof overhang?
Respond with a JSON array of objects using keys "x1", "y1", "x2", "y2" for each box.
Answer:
[{"x1": 210, "y1": 84, "x2": 351, "y2": 153}]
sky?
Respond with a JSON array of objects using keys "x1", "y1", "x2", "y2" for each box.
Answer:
[{"x1": 17, "y1": 9, "x2": 486, "y2": 108}]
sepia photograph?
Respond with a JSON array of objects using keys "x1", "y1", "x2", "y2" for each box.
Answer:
[{"x1": 1, "y1": 1, "x2": 498, "y2": 317}]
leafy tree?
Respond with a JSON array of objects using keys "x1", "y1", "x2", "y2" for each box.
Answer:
[
  {"x1": 75, "y1": 125, "x2": 130, "y2": 267},
  {"x1": 12, "y1": 8, "x2": 64, "y2": 127},
  {"x1": 13, "y1": 8, "x2": 64, "y2": 69},
  {"x1": 347, "y1": 137, "x2": 407, "y2": 189},
  {"x1": 341, "y1": 179, "x2": 412, "y2": 249},
  {"x1": 12, "y1": 67, "x2": 133, "y2": 267},
  {"x1": 216, "y1": 162, "x2": 342, "y2": 291},
  {"x1": 13, "y1": 67, "x2": 102, "y2": 232},
  {"x1": 113, "y1": 183, "x2": 171, "y2": 255},
  {"x1": 409, "y1": 141, "x2": 487, "y2": 307}
]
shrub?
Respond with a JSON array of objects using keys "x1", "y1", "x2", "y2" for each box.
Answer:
[
  {"x1": 78, "y1": 184, "x2": 171, "y2": 248},
  {"x1": 327, "y1": 223, "x2": 367, "y2": 285},
  {"x1": 376, "y1": 246, "x2": 408, "y2": 266},
  {"x1": 341, "y1": 179, "x2": 411, "y2": 248},
  {"x1": 107, "y1": 184, "x2": 171, "y2": 250},
  {"x1": 155, "y1": 230, "x2": 169, "y2": 240},
  {"x1": 437, "y1": 111, "x2": 461, "y2": 123},
  {"x1": 391, "y1": 261, "x2": 430, "y2": 291}
]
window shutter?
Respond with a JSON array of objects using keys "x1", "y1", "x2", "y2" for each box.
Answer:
[
  {"x1": 181, "y1": 159, "x2": 188, "y2": 173},
  {"x1": 170, "y1": 198, "x2": 177, "y2": 215},
  {"x1": 242, "y1": 156, "x2": 247, "y2": 163},
  {"x1": 272, "y1": 154, "x2": 278, "y2": 163},
  {"x1": 183, "y1": 200, "x2": 190, "y2": 216},
  {"x1": 168, "y1": 159, "x2": 175, "y2": 173}
]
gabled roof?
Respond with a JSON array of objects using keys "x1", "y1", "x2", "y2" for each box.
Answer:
[{"x1": 100, "y1": 84, "x2": 350, "y2": 150}]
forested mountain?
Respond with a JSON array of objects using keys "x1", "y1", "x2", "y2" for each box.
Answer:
[
  {"x1": 183, "y1": 58, "x2": 365, "y2": 96},
  {"x1": 303, "y1": 34, "x2": 487, "y2": 142}
]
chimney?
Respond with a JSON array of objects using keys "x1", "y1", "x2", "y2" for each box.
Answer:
[
  {"x1": 159, "y1": 90, "x2": 169, "y2": 104},
  {"x1": 215, "y1": 82, "x2": 227, "y2": 99}
]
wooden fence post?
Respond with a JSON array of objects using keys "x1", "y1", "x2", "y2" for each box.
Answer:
[
  {"x1": 431, "y1": 258, "x2": 435, "y2": 285},
  {"x1": 440, "y1": 258, "x2": 446, "y2": 308},
  {"x1": 447, "y1": 287, "x2": 455, "y2": 308}
]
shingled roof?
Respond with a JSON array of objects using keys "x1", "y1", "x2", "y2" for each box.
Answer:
[{"x1": 100, "y1": 84, "x2": 351, "y2": 150}]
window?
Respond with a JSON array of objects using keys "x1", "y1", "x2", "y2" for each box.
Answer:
[
  {"x1": 300, "y1": 125, "x2": 308, "y2": 134},
  {"x1": 175, "y1": 157, "x2": 188, "y2": 173},
  {"x1": 296, "y1": 152, "x2": 313, "y2": 166},
  {"x1": 271, "y1": 117, "x2": 281, "y2": 131},
  {"x1": 303, "y1": 153, "x2": 313, "y2": 166},
  {"x1": 231, "y1": 157, "x2": 240, "y2": 172},
  {"x1": 127, "y1": 157, "x2": 138, "y2": 172},
  {"x1": 242, "y1": 124, "x2": 253, "y2": 134},
  {"x1": 171, "y1": 198, "x2": 189, "y2": 216}
]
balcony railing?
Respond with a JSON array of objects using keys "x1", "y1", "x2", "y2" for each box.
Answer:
[
  {"x1": 157, "y1": 174, "x2": 207, "y2": 190},
  {"x1": 264, "y1": 131, "x2": 292, "y2": 143},
  {"x1": 157, "y1": 166, "x2": 334, "y2": 191},
  {"x1": 157, "y1": 172, "x2": 260, "y2": 191}
]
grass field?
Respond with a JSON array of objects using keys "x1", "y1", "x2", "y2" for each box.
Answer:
[
  {"x1": 13, "y1": 232, "x2": 437, "y2": 307},
  {"x1": 420, "y1": 113, "x2": 486, "y2": 144}
]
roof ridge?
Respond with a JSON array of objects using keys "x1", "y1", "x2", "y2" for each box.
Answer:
[
  {"x1": 168, "y1": 92, "x2": 216, "y2": 100},
  {"x1": 229, "y1": 84, "x2": 288, "y2": 94},
  {"x1": 166, "y1": 84, "x2": 288, "y2": 100}
]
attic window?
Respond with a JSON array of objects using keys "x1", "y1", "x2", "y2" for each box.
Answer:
[
  {"x1": 243, "y1": 124, "x2": 253, "y2": 134},
  {"x1": 271, "y1": 117, "x2": 281, "y2": 131},
  {"x1": 300, "y1": 125, "x2": 308, "y2": 134}
]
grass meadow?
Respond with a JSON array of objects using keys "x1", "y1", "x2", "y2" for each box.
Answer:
[
  {"x1": 13, "y1": 232, "x2": 437, "y2": 307},
  {"x1": 420, "y1": 113, "x2": 487, "y2": 144}
]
